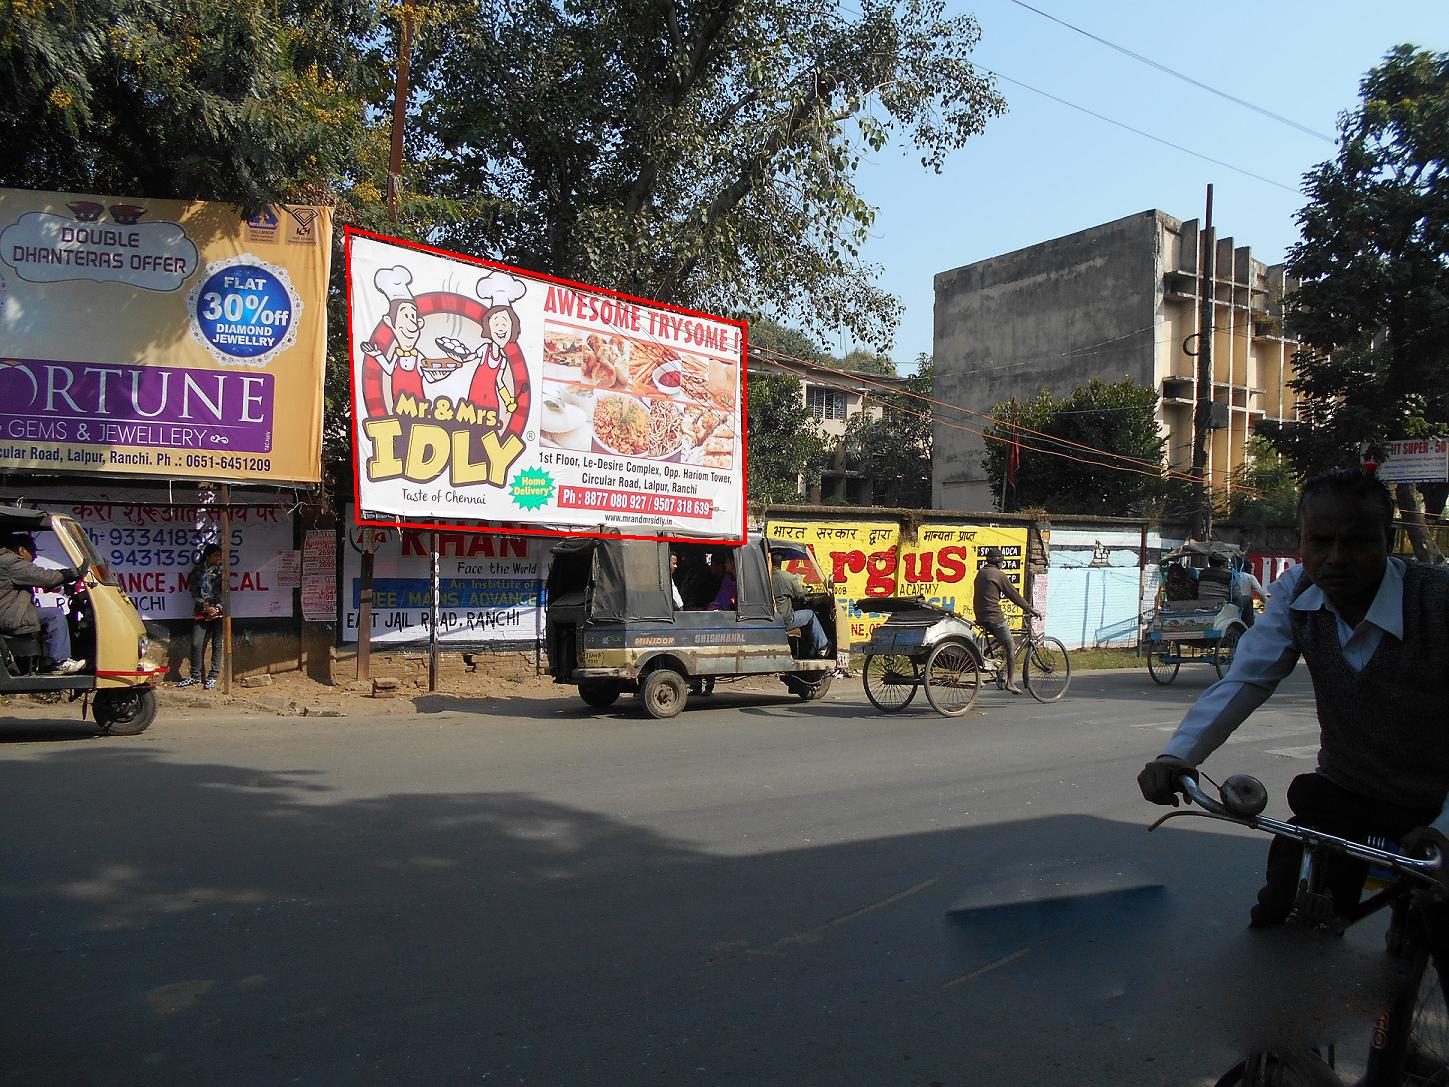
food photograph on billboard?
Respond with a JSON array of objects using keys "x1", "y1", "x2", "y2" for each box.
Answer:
[{"x1": 346, "y1": 228, "x2": 747, "y2": 542}]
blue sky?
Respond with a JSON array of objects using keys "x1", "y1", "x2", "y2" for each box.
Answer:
[{"x1": 847, "y1": 0, "x2": 1449, "y2": 373}]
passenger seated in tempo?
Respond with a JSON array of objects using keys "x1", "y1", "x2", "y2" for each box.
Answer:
[
  {"x1": 704, "y1": 553, "x2": 736, "y2": 611},
  {"x1": 769, "y1": 551, "x2": 829, "y2": 657},
  {"x1": 0, "y1": 532, "x2": 85, "y2": 674}
]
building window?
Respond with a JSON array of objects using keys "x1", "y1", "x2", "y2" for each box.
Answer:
[{"x1": 807, "y1": 385, "x2": 847, "y2": 420}]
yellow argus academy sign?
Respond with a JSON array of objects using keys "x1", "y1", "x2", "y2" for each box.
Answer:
[
  {"x1": 765, "y1": 519, "x2": 1030, "y2": 645},
  {"x1": 0, "y1": 188, "x2": 331, "y2": 484}
]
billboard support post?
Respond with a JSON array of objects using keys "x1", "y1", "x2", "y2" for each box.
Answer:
[
  {"x1": 219, "y1": 484, "x2": 233, "y2": 694},
  {"x1": 429, "y1": 527, "x2": 440, "y2": 692}
]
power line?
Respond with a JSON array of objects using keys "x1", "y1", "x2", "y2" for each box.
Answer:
[
  {"x1": 972, "y1": 63, "x2": 1300, "y2": 194},
  {"x1": 1005, "y1": 0, "x2": 1335, "y2": 143}
]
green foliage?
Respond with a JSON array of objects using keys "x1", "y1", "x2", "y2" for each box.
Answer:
[
  {"x1": 746, "y1": 373, "x2": 828, "y2": 504},
  {"x1": 0, "y1": 0, "x2": 379, "y2": 209},
  {"x1": 839, "y1": 348, "x2": 897, "y2": 376},
  {"x1": 1276, "y1": 44, "x2": 1449, "y2": 471},
  {"x1": 416, "y1": 0, "x2": 1004, "y2": 350},
  {"x1": 1219, "y1": 437, "x2": 1300, "y2": 524},
  {"x1": 842, "y1": 354, "x2": 932, "y2": 508},
  {"x1": 748, "y1": 317, "x2": 830, "y2": 366},
  {"x1": 981, "y1": 378, "x2": 1166, "y2": 516}
]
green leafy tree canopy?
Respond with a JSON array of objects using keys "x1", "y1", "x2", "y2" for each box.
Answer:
[
  {"x1": 417, "y1": 0, "x2": 1004, "y2": 350},
  {"x1": 981, "y1": 378, "x2": 1165, "y2": 516},
  {"x1": 842, "y1": 354, "x2": 932, "y2": 508}
]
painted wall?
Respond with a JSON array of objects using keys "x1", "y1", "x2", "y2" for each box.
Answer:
[{"x1": 1045, "y1": 528, "x2": 1159, "y2": 649}]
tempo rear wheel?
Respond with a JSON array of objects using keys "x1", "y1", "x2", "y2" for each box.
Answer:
[
  {"x1": 579, "y1": 681, "x2": 621, "y2": 709},
  {"x1": 640, "y1": 669, "x2": 686, "y2": 719},
  {"x1": 862, "y1": 654, "x2": 918, "y2": 713},
  {"x1": 923, "y1": 641, "x2": 981, "y2": 718},
  {"x1": 1023, "y1": 636, "x2": 1071, "y2": 703}
]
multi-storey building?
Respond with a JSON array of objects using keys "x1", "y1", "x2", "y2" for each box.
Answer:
[
  {"x1": 932, "y1": 209, "x2": 1301, "y2": 511},
  {"x1": 746, "y1": 354, "x2": 902, "y2": 504}
]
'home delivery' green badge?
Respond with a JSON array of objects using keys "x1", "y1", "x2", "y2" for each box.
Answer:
[{"x1": 510, "y1": 467, "x2": 554, "y2": 511}]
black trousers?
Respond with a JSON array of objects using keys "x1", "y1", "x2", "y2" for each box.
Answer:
[{"x1": 1254, "y1": 772, "x2": 1439, "y2": 924}]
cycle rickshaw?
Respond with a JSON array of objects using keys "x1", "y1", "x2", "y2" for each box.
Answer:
[
  {"x1": 1143, "y1": 540, "x2": 1251, "y2": 685},
  {"x1": 860, "y1": 596, "x2": 1071, "y2": 717}
]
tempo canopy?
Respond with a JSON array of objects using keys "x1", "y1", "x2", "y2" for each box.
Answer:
[
  {"x1": 0, "y1": 188, "x2": 331, "y2": 484},
  {"x1": 347, "y1": 229, "x2": 746, "y2": 542}
]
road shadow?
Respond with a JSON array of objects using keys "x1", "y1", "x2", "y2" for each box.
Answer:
[{"x1": 0, "y1": 749, "x2": 1399, "y2": 1086}]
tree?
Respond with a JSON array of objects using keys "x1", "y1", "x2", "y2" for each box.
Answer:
[
  {"x1": 415, "y1": 0, "x2": 1004, "y2": 350},
  {"x1": 0, "y1": 0, "x2": 378, "y2": 209},
  {"x1": 1264, "y1": 45, "x2": 1449, "y2": 559},
  {"x1": 839, "y1": 348, "x2": 897, "y2": 376},
  {"x1": 981, "y1": 379, "x2": 1166, "y2": 516},
  {"x1": 746, "y1": 374, "x2": 828, "y2": 505},
  {"x1": 842, "y1": 355, "x2": 932, "y2": 508},
  {"x1": 1219, "y1": 437, "x2": 1300, "y2": 524}
]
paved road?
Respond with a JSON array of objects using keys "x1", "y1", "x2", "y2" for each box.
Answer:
[{"x1": 1, "y1": 669, "x2": 1401, "y2": 1085}]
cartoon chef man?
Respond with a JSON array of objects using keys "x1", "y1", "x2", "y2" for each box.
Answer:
[
  {"x1": 457, "y1": 271, "x2": 526, "y2": 415},
  {"x1": 359, "y1": 265, "x2": 426, "y2": 416}
]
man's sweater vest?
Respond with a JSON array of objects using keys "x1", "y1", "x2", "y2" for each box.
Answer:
[{"x1": 1290, "y1": 563, "x2": 1449, "y2": 809}]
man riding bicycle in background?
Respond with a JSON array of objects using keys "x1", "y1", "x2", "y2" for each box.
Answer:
[
  {"x1": 973, "y1": 546, "x2": 1040, "y2": 696},
  {"x1": 1138, "y1": 466, "x2": 1449, "y2": 926}
]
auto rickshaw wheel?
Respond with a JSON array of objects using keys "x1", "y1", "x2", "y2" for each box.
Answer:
[
  {"x1": 641, "y1": 669, "x2": 686, "y2": 719},
  {"x1": 93, "y1": 686, "x2": 158, "y2": 736},
  {"x1": 579, "y1": 681, "x2": 621, "y2": 709}
]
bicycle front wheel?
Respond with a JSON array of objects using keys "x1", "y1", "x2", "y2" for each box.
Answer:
[
  {"x1": 1211, "y1": 1051, "x2": 1342, "y2": 1086},
  {"x1": 923, "y1": 640, "x2": 981, "y2": 717},
  {"x1": 1023, "y1": 636, "x2": 1071, "y2": 703},
  {"x1": 1404, "y1": 943, "x2": 1449, "y2": 1085}
]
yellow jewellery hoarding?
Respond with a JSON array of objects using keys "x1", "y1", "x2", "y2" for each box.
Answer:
[
  {"x1": 0, "y1": 188, "x2": 331, "y2": 484},
  {"x1": 765, "y1": 519, "x2": 1030, "y2": 645}
]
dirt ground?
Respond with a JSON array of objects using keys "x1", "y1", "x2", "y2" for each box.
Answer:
[{"x1": 1, "y1": 650, "x2": 567, "y2": 721}]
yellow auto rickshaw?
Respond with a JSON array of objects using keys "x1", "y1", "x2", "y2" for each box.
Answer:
[{"x1": 0, "y1": 505, "x2": 164, "y2": 734}]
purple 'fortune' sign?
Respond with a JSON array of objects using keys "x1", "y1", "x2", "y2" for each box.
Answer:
[{"x1": 0, "y1": 359, "x2": 274, "y2": 453}]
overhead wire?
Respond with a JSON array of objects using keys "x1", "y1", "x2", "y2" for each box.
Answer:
[
  {"x1": 751, "y1": 348, "x2": 1271, "y2": 498},
  {"x1": 1004, "y1": 0, "x2": 1335, "y2": 143},
  {"x1": 970, "y1": 62, "x2": 1300, "y2": 193}
]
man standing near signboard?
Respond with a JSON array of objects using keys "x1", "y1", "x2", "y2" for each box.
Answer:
[{"x1": 175, "y1": 545, "x2": 224, "y2": 690}]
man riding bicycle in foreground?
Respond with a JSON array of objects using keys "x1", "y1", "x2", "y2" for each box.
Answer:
[{"x1": 1139, "y1": 466, "x2": 1449, "y2": 927}]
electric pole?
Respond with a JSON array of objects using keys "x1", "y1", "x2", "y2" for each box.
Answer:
[{"x1": 1191, "y1": 184, "x2": 1215, "y2": 541}]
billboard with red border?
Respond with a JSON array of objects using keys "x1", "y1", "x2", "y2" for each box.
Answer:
[{"x1": 346, "y1": 228, "x2": 746, "y2": 542}]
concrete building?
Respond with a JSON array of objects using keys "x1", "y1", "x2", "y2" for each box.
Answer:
[
  {"x1": 932, "y1": 209, "x2": 1300, "y2": 511},
  {"x1": 746, "y1": 355, "x2": 901, "y2": 504}
]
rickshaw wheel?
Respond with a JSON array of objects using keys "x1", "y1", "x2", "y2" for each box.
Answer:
[
  {"x1": 641, "y1": 668, "x2": 687, "y2": 719},
  {"x1": 93, "y1": 687, "x2": 158, "y2": 736},
  {"x1": 862, "y1": 654, "x2": 919, "y2": 713},
  {"x1": 923, "y1": 640, "x2": 981, "y2": 718},
  {"x1": 579, "y1": 681, "x2": 621, "y2": 709},
  {"x1": 1146, "y1": 644, "x2": 1180, "y2": 685},
  {"x1": 1214, "y1": 625, "x2": 1245, "y2": 679}
]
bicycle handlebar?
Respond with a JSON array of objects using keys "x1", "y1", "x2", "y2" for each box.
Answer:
[{"x1": 1165, "y1": 773, "x2": 1445, "y2": 885}]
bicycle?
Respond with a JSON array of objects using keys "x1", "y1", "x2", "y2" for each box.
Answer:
[
  {"x1": 1151, "y1": 771, "x2": 1449, "y2": 1086},
  {"x1": 973, "y1": 622, "x2": 1072, "y2": 703}
]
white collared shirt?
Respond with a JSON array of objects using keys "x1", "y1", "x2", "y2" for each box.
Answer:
[{"x1": 1162, "y1": 558, "x2": 1407, "y2": 767}]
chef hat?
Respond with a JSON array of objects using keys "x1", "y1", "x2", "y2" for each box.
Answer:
[
  {"x1": 477, "y1": 271, "x2": 526, "y2": 308},
  {"x1": 375, "y1": 265, "x2": 414, "y2": 303}
]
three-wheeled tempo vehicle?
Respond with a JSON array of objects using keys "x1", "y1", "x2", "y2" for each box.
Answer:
[
  {"x1": 545, "y1": 535, "x2": 846, "y2": 718},
  {"x1": 0, "y1": 505, "x2": 164, "y2": 734},
  {"x1": 1143, "y1": 540, "x2": 1250, "y2": 685}
]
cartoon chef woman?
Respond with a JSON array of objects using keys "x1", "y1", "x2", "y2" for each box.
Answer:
[
  {"x1": 463, "y1": 272, "x2": 526, "y2": 415},
  {"x1": 359, "y1": 265, "x2": 426, "y2": 416}
]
